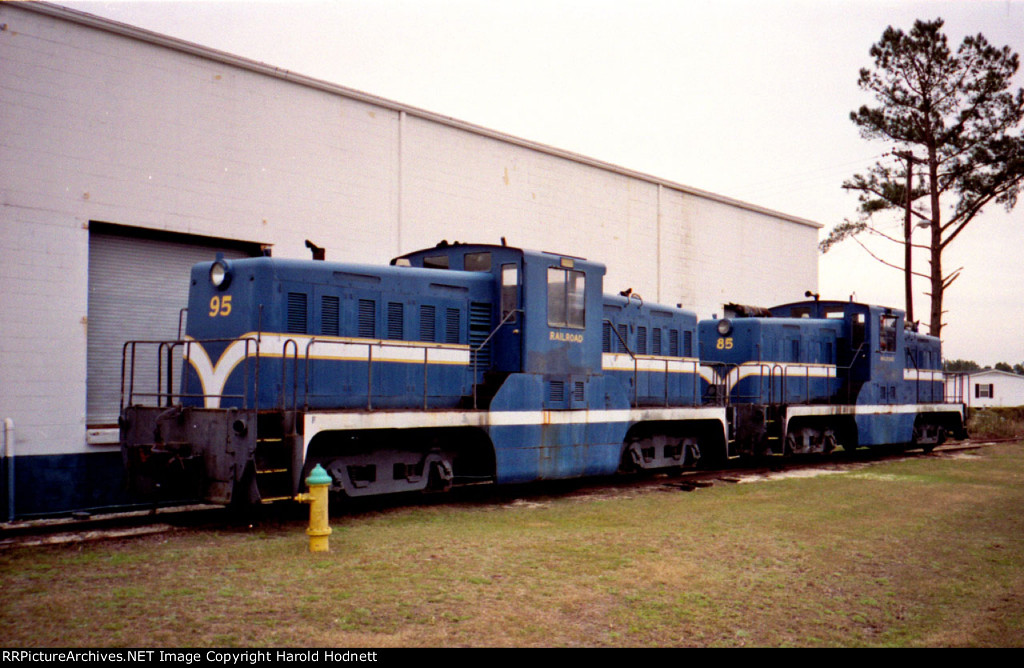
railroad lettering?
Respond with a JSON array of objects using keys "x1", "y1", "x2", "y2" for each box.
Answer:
[{"x1": 549, "y1": 331, "x2": 583, "y2": 343}]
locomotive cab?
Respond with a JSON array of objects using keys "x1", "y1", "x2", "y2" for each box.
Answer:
[
  {"x1": 394, "y1": 243, "x2": 526, "y2": 394},
  {"x1": 392, "y1": 242, "x2": 725, "y2": 478},
  {"x1": 394, "y1": 242, "x2": 607, "y2": 411}
]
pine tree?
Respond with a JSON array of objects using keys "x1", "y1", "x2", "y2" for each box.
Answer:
[{"x1": 821, "y1": 19, "x2": 1024, "y2": 337}]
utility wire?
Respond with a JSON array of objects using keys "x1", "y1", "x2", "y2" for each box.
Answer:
[{"x1": 736, "y1": 154, "x2": 902, "y2": 203}]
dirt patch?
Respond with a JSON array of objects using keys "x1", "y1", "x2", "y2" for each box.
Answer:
[{"x1": 732, "y1": 466, "x2": 863, "y2": 483}]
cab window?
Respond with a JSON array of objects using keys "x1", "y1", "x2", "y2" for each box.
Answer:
[
  {"x1": 501, "y1": 264, "x2": 519, "y2": 323},
  {"x1": 465, "y1": 252, "x2": 492, "y2": 272},
  {"x1": 547, "y1": 267, "x2": 585, "y2": 329},
  {"x1": 879, "y1": 315, "x2": 897, "y2": 352},
  {"x1": 851, "y1": 313, "x2": 866, "y2": 350}
]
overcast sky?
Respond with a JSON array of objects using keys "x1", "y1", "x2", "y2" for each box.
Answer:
[{"x1": 63, "y1": 0, "x2": 1024, "y2": 366}]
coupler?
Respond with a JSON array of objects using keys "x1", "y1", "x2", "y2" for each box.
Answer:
[{"x1": 295, "y1": 464, "x2": 333, "y2": 552}]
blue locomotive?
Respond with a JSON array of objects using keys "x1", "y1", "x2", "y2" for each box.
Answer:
[
  {"x1": 120, "y1": 242, "x2": 726, "y2": 504},
  {"x1": 699, "y1": 300, "x2": 960, "y2": 456},
  {"x1": 119, "y1": 242, "x2": 964, "y2": 506}
]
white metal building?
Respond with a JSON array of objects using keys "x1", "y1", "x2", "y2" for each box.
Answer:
[
  {"x1": 946, "y1": 370, "x2": 1024, "y2": 409},
  {"x1": 0, "y1": 2, "x2": 821, "y2": 517}
]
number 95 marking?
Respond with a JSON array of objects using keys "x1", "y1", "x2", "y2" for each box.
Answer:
[{"x1": 209, "y1": 295, "x2": 232, "y2": 317}]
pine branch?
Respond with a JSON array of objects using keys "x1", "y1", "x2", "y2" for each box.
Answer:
[
  {"x1": 850, "y1": 235, "x2": 931, "y2": 280},
  {"x1": 864, "y1": 225, "x2": 932, "y2": 251}
]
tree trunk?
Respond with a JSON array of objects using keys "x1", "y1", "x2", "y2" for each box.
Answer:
[{"x1": 928, "y1": 145, "x2": 943, "y2": 338}]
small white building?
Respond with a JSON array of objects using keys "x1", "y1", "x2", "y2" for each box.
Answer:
[{"x1": 945, "y1": 370, "x2": 1024, "y2": 408}]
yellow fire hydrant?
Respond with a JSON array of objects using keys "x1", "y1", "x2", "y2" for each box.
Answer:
[{"x1": 295, "y1": 464, "x2": 332, "y2": 552}]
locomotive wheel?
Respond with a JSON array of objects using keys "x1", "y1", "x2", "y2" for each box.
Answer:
[
  {"x1": 820, "y1": 431, "x2": 838, "y2": 454},
  {"x1": 625, "y1": 442, "x2": 645, "y2": 470},
  {"x1": 914, "y1": 422, "x2": 947, "y2": 454},
  {"x1": 784, "y1": 427, "x2": 837, "y2": 455},
  {"x1": 683, "y1": 439, "x2": 701, "y2": 468},
  {"x1": 225, "y1": 462, "x2": 262, "y2": 521},
  {"x1": 784, "y1": 432, "x2": 797, "y2": 456},
  {"x1": 425, "y1": 457, "x2": 454, "y2": 493},
  {"x1": 621, "y1": 436, "x2": 701, "y2": 473},
  {"x1": 921, "y1": 426, "x2": 946, "y2": 454}
]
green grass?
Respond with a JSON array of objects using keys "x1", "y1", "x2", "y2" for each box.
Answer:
[{"x1": 2, "y1": 443, "x2": 1023, "y2": 647}]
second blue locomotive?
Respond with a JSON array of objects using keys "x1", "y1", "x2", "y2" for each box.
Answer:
[{"x1": 700, "y1": 300, "x2": 957, "y2": 457}]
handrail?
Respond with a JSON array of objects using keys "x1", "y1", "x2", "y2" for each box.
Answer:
[
  {"x1": 771, "y1": 364, "x2": 784, "y2": 404},
  {"x1": 120, "y1": 337, "x2": 258, "y2": 411},
  {"x1": 942, "y1": 371, "x2": 966, "y2": 405},
  {"x1": 255, "y1": 305, "x2": 264, "y2": 411},
  {"x1": 699, "y1": 361, "x2": 734, "y2": 406},
  {"x1": 844, "y1": 341, "x2": 868, "y2": 403},
  {"x1": 281, "y1": 338, "x2": 299, "y2": 412},
  {"x1": 177, "y1": 308, "x2": 189, "y2": 340},
  {"x1": 602, "y1": 322, "x2": 707, "y2": 408},
  {"x1": 905, "y1": 348, "x2": 945, "y2": 404},
  {"x1": 703, "y1": 340, "x2": 903, "y2": 409},
  {"x1": 473, "y1": 309, "x2": 523, "y2": 409},
  {"x1": 664, "y1": 358, "x2": 670, "y2": 407},
  {"x1": 124, "y1": 334, "x2": 486, "y2": 414},
  {"x1": 906, "y1": 347, "x2": 920, "y2": 403},
  {"x1": 301, "y1": 337, "x2": 473, "y2": 411},
  {"x1": 603, "y1": 319, "x2": 638, "y2": 407}
]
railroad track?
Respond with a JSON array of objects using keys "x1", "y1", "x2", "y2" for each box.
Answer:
[
  {"x1": 0, "y1": 440, "x2": 999, "y2": 548},
  {"x1": 0, "y1": 504, "x2": 231, "y2": 548}
]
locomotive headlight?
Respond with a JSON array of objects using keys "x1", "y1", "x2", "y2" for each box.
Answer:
[
  {"x1": 209, "y1": 260, "x2": 231, "y2": 290},
  {"x1": 716, "y1": 318, "x2": 732, "y2": 336}
]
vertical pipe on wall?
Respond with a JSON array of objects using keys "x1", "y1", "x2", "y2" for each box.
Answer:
[
  {"x1": 4, "y1": 418, "x2": 13, "y2": 522},
  {"x1": 656, "y1": 184, "x2": 663, "y2": 303},
  {"x1": 397, "y1": 110, "x2": 406, "y2": 256}
]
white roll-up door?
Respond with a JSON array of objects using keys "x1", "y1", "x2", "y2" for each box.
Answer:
[{"x1": 87, "y1": 225, "x2": 258, "y2": 425}]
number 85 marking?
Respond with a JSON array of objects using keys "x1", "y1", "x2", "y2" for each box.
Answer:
[
  {"x1": 209, "y1": 295, "x2": 232, "y2": 317},
  {"x1": 716, "y1": 337, "x2": 733, "y2": 350}
]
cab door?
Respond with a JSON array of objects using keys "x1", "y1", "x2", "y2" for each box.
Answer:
[
  {"x1": 874, "y1": 310, "x2": 901, "y2": 404},
  {"x1": 520, "y1": 255, "x2": 603, "y2": 380},
  {"x1": 490, "y1": 261, "x2": 523, "y2": 374}
]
